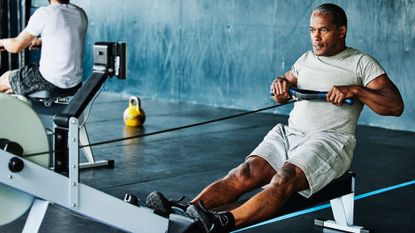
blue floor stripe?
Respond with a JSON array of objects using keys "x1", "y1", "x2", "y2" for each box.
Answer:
[
  {"x1": 355, "y1": 180, "x2": 415, "y2": 200},
  {"x1": 232, "y1": 179, "x2": 415, "y2": 232}
]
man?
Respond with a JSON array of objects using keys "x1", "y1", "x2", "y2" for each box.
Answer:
[
  {"x1": 146, "y1": 3, "x2": 404, "y2": 233},
  {"x1": 0, "y1": 0, "x2": 87, "y2": 95}
]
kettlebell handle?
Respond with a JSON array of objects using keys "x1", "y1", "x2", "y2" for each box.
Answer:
[{"x1": 129, "y1": 96, "x2": 141, "y2": 113}]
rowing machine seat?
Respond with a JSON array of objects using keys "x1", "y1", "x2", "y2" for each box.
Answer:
[{"x1": 27, "y1": 83, "x2": 82, "y2": 107}]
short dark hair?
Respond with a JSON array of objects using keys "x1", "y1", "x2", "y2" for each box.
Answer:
[{"x1": 313, "y1": 3, "x2": 347, "y2": 28}]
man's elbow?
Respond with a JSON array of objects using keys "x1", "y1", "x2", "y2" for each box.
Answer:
[
  {"x1": 393, "y1": 103, "x2": 404, "y2": 117},
  {"x1": 379, "y1": 102, "x2": 404, "y2": 117},
  {"x1": 392, "y1": 98, "x2": 405, "y2": 116}
]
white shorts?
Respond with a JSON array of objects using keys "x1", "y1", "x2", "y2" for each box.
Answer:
[{"x1": 247, "y1": 124, "x2": 356, "y2": 198}]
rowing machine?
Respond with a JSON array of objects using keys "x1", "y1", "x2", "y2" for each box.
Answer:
[
  {"x1": 27, "y1": 83, "x2": 113, "y2": 170},
  {"x1": 0, "y1": 42, "x2": 198, "y2": 232}
]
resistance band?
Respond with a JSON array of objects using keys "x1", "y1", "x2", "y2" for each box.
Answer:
[
  {"x1": 24, "y1": 101, "x2": 295, "y2": 158},
  {"x1": 25, "y1": 86, "x2": 352, "y2": 157}
]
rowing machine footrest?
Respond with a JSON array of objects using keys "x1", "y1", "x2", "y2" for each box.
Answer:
[
  {"x1": 315, "y1": 219, "x2": 373, "y2": 233},
  {"x1": 314, "y1": 218, "x2": 324, "y2": 227}
]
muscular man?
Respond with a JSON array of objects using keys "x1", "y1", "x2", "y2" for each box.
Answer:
[
  {"x1": 146, "y1": 3, "x2": 404, "y2": 232},
  {"x1": 0, "y1": 0, "x2": 87, "y2": 95}
]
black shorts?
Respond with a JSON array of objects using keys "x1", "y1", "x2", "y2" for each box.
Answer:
[{"x1": 9, "y1": 64, "x2": 59, "y2": 96}]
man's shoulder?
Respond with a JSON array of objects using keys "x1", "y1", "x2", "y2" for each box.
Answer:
[
  {"x1": 296, "y1": 50, "x2": 315, "y2": 62},
  {"x1": 344, "y1": 48, "x2": 380, "y2": 65},
  {"x1": 28, "y1": 5, "x2": 52, "y2": 23},
  {"x1": 301, "y1": 50, "x2": 315, "y2": 57},
  {"x1": 343, "y1": 47, "x2": 364, "y2": 56},
  {"x1": 43, "y1": 3, "x2": 85, "y2": 12},
  {"x1": 68, "y1": 3, "x2": 86, "y2": 11},
  {"x1": 343, "y1": 47, "x2": 375, "y2": 60},
  {"x1": 33, "y1": 5, "x2": 50, "y2": 14},
  {"x1": 44, "y1": 3, "x2": 87, "y2": 20},
  {"x1": 33, "y1": 4, "x2": 61, "y2": 16}
]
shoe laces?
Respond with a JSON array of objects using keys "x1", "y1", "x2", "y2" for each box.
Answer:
[
  {"x1": 198, "y1": 200, "x2": 210, "y2": 212},
  {"x1": 198, "y1": 201, "x2": 229, "y2": 231}
]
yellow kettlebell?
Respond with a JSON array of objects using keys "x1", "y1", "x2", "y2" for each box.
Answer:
[{"x1": 123, "y1": 96, "x2": 146, "y2": 127}]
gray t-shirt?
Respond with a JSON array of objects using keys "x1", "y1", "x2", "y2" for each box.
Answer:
[
  {"x1": 25, "y1": 3, "x2": 88, "y2": 88},
  {"x1": 288, "y1": 48, "x2": 385, "y2": 135}
]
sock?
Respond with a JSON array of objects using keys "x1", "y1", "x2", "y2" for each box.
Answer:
[{"x1": 219, "y1": 211, "x2": 235, "y2": 231}]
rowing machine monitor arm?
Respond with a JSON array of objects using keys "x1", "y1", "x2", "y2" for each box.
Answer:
[
  {"x1": 54, "y1": 42, "x2": 126, "y2": 127},
  {"x1": 53, "y1": 42, "x2": 126, "y2": 174}
]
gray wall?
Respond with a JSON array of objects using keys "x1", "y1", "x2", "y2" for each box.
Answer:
[{"x1": 33, "y1": 0, "x2": 415, "y2": 132}]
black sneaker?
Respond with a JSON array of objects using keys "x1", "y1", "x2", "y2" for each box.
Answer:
[
  {"x1": 145, "y1": 191, "x2": 188, "y2": 217},
  {"x1": 186, "y1": 201, "x2": 234, "y2": 233}
]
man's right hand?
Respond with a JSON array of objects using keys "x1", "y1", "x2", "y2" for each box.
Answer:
[
  {"x1": 271, "y1": 77, "x2": 292, "y2": 103},
  {"x1": 28, "y1": 38, "x2": 42, "y2": 50}
]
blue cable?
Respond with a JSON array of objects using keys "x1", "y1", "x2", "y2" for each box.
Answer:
[{"x1": 232, "y1": 179, "x2": 415, "y2": 232}]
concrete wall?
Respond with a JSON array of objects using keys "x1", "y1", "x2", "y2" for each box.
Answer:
[{"x1": 32, "y1": 0, "x2": 415, "y2": 132}]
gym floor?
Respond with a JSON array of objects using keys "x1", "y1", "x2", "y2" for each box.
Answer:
[{"x1": 1, "y1": 93, "x2": 414, "y2": 233}]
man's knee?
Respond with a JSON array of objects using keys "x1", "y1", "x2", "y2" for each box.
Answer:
[
  {"x1": 269, "y1": 163, "x2": 308, "y2": 193},
  {"x1": 226, "y1": 156, "x2": 274, "y2": 185}
]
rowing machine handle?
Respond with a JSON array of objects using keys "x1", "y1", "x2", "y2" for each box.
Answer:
[{"x1": 288, "y1": 87, "x2": 355, "y2": 105}]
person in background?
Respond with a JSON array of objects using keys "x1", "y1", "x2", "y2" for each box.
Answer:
[{"x1": 0, "y1": 0, "x2": 87, "y2": 95}]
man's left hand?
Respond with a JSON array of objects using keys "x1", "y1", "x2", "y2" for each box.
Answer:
[{"x1": 327, "y1": 85, "x2": 356, "y2": 106}]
